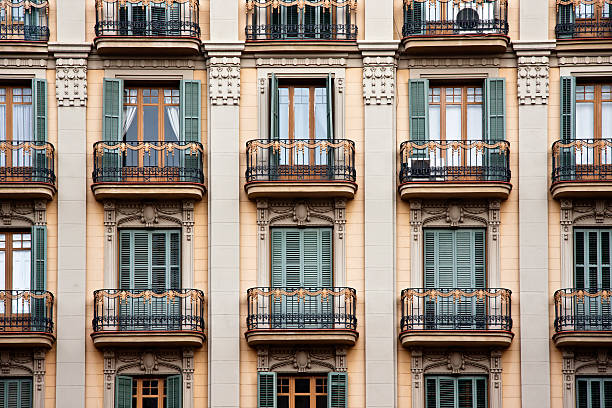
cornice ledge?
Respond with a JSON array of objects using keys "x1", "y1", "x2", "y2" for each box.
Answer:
[
  {"x1": 512, "y1": 40, "x2": 556, "y2": 56},
  {"x1": 202, "y1": 41, "x2": 245, "y2": 58},
  {"x1": 48, "y1": 42, "x2": 92, "y2": 57},
  {"x1": 358, "y1": 40, "x2": 400, "y2": 57}
]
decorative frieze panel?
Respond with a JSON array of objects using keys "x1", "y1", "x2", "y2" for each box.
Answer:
[
  {"x1": 103, "y1": 348, "x2": 195, "y2": 408},
  {"x1": 55, "y1": 58, "x2": 87, "y2": 107},
  {"x1": 406, "y1": 57, "x2": 500, "y2": 68},
  {"x1": 517, "y1": 56, "x2": 550, "y2": 105},
  {"x1": 256, "y1": 57, "x2": 347, "y2": 67},
  {"x1": 0, "y1": 349, "x2": 47, "y2": 408},
  {"x1": 256, "y1": 199, "x2": 347, "y2": 286},
  {"x1": 209, "y1": 57, "x2": 240, "y2": 106},
  {"x1": 411, "y1": 349, "x2": 503, "y2": 408},
  {"x1": 559, "y1": 56, "x2": 612, "y2": 66},
  {"x1": 0, "y1": 200, "x2": 47, "y2": 227},
  {"x1": 257, "y1": 346, "x2": 347, "y2": 373},
  {"x1": 363, "y1": 56, "x2": 396, "y2": 105}
]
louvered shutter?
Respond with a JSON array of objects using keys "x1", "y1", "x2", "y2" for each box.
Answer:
[
  {"x1": 31, "y1": 225, "x2": 46, "y2": 331},
  {"x1": 119, "y1": 6, "x2": 128, "y2": 35},
  {"x1": 604, "y1": 379, "x2": 612, "y2": 408},
  {"x1": 473, "y1": 230, "x2": 486, "y2": 329},
  {"x1": 577, "y1": 379, "x2": 588, "y2": 408},
  {"x1": 284, "y1": 229, "x2": 301, "y2": 325},
  {"x1": 18, "y1": 380, "x2": 31, "y2": 408},
  {"x1": 425, "y1": 378, "x2": 437, "y2": 408},
  {"x1": 102, "y1": 78, "x2": 123, "y2": 181},
  {"x1": 424, "y1": 230, "x2": 437, "y2": 329},
  {"x1": 484, "y1": 78, "x2": 506, "y2": 180},
  {"x1": 326, "y1": 74, "x2": 334, "y2": 140},
  {"x1": 560, "y1": 76, "x2": 577, "y2": 181},
  {"x1": 409, "y1": 79, "x2": 429, "y2": 144},
  {"x1": 304, "y1": 5, "x2": 316, "y2": 37},
  {"x1": 286, "y1": 5, "x2": 299, "y2": 30},
  {"x1": 132, "y1": 4, "x2": 146, "y2": 35},
  {"x1": 405, "y1": 2, "x2": 424, "y2": 35},
  {"x1": 180, "y1": 80, "x2": 201, "y2": 181},
  {"x1": 0, "y1": 379, "x2": 32, "y2": 408},
  {"x1": 321, "y1": 6, "x2": 332, "y2": 38},
  {"x1": 270, "y1": 74, "x2": 280, "y2": 178},
  {"x1": 169, "y1": 3, "x2": 181, "y2": 35},
  {"x1": 150, "y1": 4, "x2": 166, "y2": 35},
  {"x1": 151, "y1": 231, "x2": 168, "y2": 328},
  {"x1": 115, "y1": 376, "x2": 132, "y2": 408},
  {"x1": 456, "y1": 230, "x2": 476, "y2": 328},
  {"x1": 458, "y1": 378, "x2": 473, "y2": 408},
  {"x1": 328, "y1": 372, "x2": 347, "y2": 408},
  {"x1": 475, "y1": 378, "x2": 487, "y2": 408},
  {"x1": 593, "y1": 380, "x2": 602, "y2": 408},
  {"x1": 31, "y1": 78, "x2": 47, "y2": 182},
  {"x1": 558, "y1": 4, "x2": 575, "y2": 38},
  {"x1": 0, "y1": 380, "x2": 4, "y2": 407},
  {"x1": 438, "y1": 378, "x2": 455, "y2": 408},
  {"x1": 166, "y1": 375, "x2": 182, "y2": 408},
  {"x1": 258, "y1": 372, "x2": 277, "y2": 408}
]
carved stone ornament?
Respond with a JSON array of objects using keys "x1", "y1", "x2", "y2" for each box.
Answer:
[
  {"x1": 0, "y1": 200, "x2": 47, "y2": 227},
  {"x1": 107, "y1": 200, "x2": 191, "y2": 228},
  {"x1": 256, "y1": 57, "x2": 347, "y2": 67},
  {"x1": 0, "y1": 349, "x2": 47, "y2": 408},
  {"x1": 257, "y1": 346, "x2": 347, "y2": 373},
  {"x1": 55, "y1": 58, "x2": 87, "y2": 107},
  {"x1": 559, "y1": 55, "x2": 612, "y2": 66},
  {"x1": 407, "y1": 57, "x2": 500, "y2": 68},
  {"x1": 517, "y1": 56, "x2": 549, "y2": 105},
  {"x1": 209, "y1": 57, "x2": 240, "y2": 106},
  {"x1": 363, "y1": 56, "x2": 396, "y2": 105},
  {"x1": 562, "y1": 347, "x2": 612, "y2": 408},
  {"x1": 412, "y1": 199, "x2": 495, "y2": 228}
]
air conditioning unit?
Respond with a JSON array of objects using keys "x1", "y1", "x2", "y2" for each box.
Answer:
[
  {"x1": 410, "y1": 158, "x2": 432, "y2": 180},
  {"x1": 455, "y1": 7, "x2": 480, "y2": 33}
]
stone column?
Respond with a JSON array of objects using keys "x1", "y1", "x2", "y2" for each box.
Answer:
[
  {"x1": 256, "y1": 200, "x2": 269, "y2": 286},
  {"x1": 515, "y1": 47, "x2": 553, "y2": 408},
  {"x1": 182, "y1": 348, "x2": 195, "y2": 408},
  {"x1": 361, "y1": 50, "x2": 398, "y2": 408},
  {"x1": 33, "y1": 349, "x2": 46, "y2": 408},
  {"x1": 489, "y1": 350, "x2": 503, "y2": 408},
  {"x1": 103, "y1": 350, "x2": 116, "y2": 408},
  {"x1": 410, "y1": 349, "x2": 424, "y2": 408},
  {"x1": 182, "y1": 200, "x2": 195, "y2": 289},
  {"x1": 334, "y1": 199, "x2": 347, "y2": 286},
  {"x1": 562, "y1": 351, "x2": 576, "y2": 408},
  {"x1": 206, "y1": 48, "x2": 242, "y2": 407},
  {"x1": 51, "y1": 0, "x2": 90, "y2": 399},
  {"x1": 103, "y1": 200, "x2": 117, "y2": 288},
  {"x1": 487, "y1": 200, "x2": 501, "y2": 288},
  {"x1": 560, "y1": 200, "x2": 574, "y2": 288},
  {"x1": 409, "y1": 200, "x2": 423, "y2": 288}
]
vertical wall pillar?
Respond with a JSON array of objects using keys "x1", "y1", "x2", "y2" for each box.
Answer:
[
  {"x1": 516, "y1": 49, "x2": 552, "y2": 408},
  {"x1": 52, "y1": 1, "x2": 89, "y2": 403},
  {"x1": 361, "y1": 52, "x2": 397, "y2": 408}
]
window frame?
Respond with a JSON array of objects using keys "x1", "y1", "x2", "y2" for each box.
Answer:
[
  {"x1": 276, "y1": 375, "x2": 328, "y2": 408},
  {"x1": 131, "y1": 377, "x2": 167, "y2": 408},
  {"x1": 425, "y1": 375, "x2": 488, "y2": 408},
  {"x1": 0, "y1": 231, "x2": 32, "y2": 293},
  {"x1": 575, "y1": 82, "x2": 612, "y2": 141},
  {"x1": 428, "y1": 84, "x2": 483, "y2": 143},
  {"x1": 122, "y1": 86, "x2": 180, "y2": 144},
  {"x1": 576, "y1": 377, "x2": 612, "y2": 408}
]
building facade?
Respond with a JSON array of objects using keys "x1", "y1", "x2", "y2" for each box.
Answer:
[{"x1": 0, "y1": 0, "x2": 607, "y2": 407}]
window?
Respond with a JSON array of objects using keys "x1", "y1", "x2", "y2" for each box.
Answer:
[
  {"x1": 428, "y1": 86, "x2": 483, "y2": 143},
  {"x1": 117, "y1": 3, "x2": 182, "y2": 36},
  {"x1": 575, "y1": 84, "x2": 612, "y2": 141},
  {"x1": 118, "y1": 230, "x2": 181, "y2": 330},
  {"x1": 0, "y1": 232, "x2": 31, "y2": 313},
  {"x1": 577, "y1": 378, "x2": 612, "y2": 408},
  {"x1": 116, "y1": 376, "x2": 181, "y2": 408},
  {"x1": 0, "y1": 378, "x2": 32, "y2": 408},
  {"x1": 258, "y1": 372, "x2": 347, "y2": 408},
  {"x1": 425, "y1": 376, "x2": 487, "y2": 408},
  {"x1": 270, "y1": 5, "x2": 333, "y2": 38},
  {"x1": 270, "y1": 228, "x2": 333, "y2": 328}
]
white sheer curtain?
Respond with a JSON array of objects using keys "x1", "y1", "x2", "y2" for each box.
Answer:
[
  {"x1": 428, "y1": 105, "x2": 441, "y2": 168},
  {"x1": 602, "y1": 101, "x2": 612, "y2": 164},
  {"x1": 0, "y1": 105, "x2": 5, "y2": 168},
  {"x1": 314, "y1": 88, "x2": 327, "y2": 165},
  {"x1": 165, "y1": 106, "x2": 180, "y2": 141},
  {"x1": 12, "y1": 249, "x2": 30, "y2": 313},
  {"x1": 467, "y1": 105, "x2": 483, "y2": 166},
  {"x1": 446, "y1": 105, "x2": 462, "y2": 167},
  {"x1": 576, "y1": 102, "x2": 594, "y2": 165},
  {"x1": 13, "y1": 104, "x2": 32, "y2": 167},
  {"x1": 122, "y1": 106, "x2": 137, "y2": 139}
]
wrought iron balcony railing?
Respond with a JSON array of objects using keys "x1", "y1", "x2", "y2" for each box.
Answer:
[
  {"x1": 92, "y1": 141, "x2": 204, "y2": 184},
  {"x1": 245, "y1": 139, "x2": 356, "y2": 183},
  {"x1": 95, "y1": 0, "x2": 200, "y2": 38},
  {"x1": 245, "y1": 0, "x2": 357, "y2": 40},
  {"x1": 402, "y1": 0, "x2": 508, "y2": 37},
  {"x1": 92, "y1": 289, "x2": 206, "y2": 333},
  {"x1": 554, "y1": 288, "x2": 612, "y2": 332},
  {"x1": 0, "y1": 290, "x2": 54, "y2": 334},
  {"x1": 551, "y1": 138, "x2": 612, "y2": 184},
  {"x1": 0, "y1": 1, "x2": 49, "y2": 42},
  {"x1": 399, "y1": 140, "x2": 511, "y2": 184},
  {"x1": 555, "y1": 0, "x2": 612, "y2": 39},
  {"x1": 246, "y1": 287, "x2": 357, "y2": 330},
  {"x1": 0, "y1": 141, "x2": 55, "y2": 185},
  {"x1": 400, "y1": 288, "x2": 512, "y2": 331}
]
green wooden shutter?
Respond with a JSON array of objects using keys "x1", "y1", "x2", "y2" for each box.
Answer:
[
  {"x1": 0, "y1": 379, "x2": 32, "y2": 408},
  {"x1": 409, "y1": 79, "x2": 429, "y2": 143},
  {"x1": 574, "y1": 229, "x2": 612, "y2": 290},
  {"x1": 258, "y1": 372, "x2": 277, "y2": 408},
  {"x1": 438, "y1": 378, "x2": 455, "y2": 408},
  {"x1": 425, "y1": 377, "x2": 486, "y2": 408},
  {"x1": 270, "y1": 74, "x2": 279, "y2": 140},
  {"x1": 32, "y1": 78, "x2": 47, "y2": 142},
  {"x1": 166, "y1": 375, "x2": 182, "y2": 408},
  {"x1": 484, "y1": 78, "x2": 506, "y2": 141},
  {"x1": 576, "y1": 378, "x2": 612, "y2": 408},
  {"x1": 115, "y1": 376, "x2": 133, "y2": 408},
  {"x1": 424, "y1": 230, "x2": 436, "y2": 288},
  {"x1": 119, "y1": 230, "x2": 132, "y2": 290},
  {"x1": 560, "y1": 76, "x2": 576, "y2": 181},
  {"x1": 326, "y1": 74, "x2": 334, "y2": 140},
  {"x1": 425, "y1": 378, "x2": 437, "y2": 408},
  {"x1": 271, "y1": 229, "x2": 284, "y2": 288},
  {"x1": 437, "y1": 230, "x2": 455, "y2": 289},
  {"x1": 475, "y1": 378, "x2": 487, "y2": 408},
  {"x1": 328, "y1": 372, "x2": 347, "y2": 408},
  {"x1": 558, "y1": 4, "x2": 575, "y2": 38},
  {"x1": 103, "y1": 78, "x2": 123, "y2": 142},
  {"x1": 31, "y1": 225, "x2": 46, "y2": 331},
  {"x1": 405, "y1": 2, "x2": 424, "y2": 35},
  {"x1": 180, "y1": 80, "x2": 201, "y2": 142},
  {"x1": 577, "y1": 379, "x2": 588, "y2": 408}
]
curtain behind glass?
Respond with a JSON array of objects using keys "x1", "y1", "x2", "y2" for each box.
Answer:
[
  {"x1": 576, "y1": 101, "x2": 594, "y2": 165},
  {"x1": 12, "y1": 104, "x2": 32, "y2": 167},
  {"x1": 164, "y1": 106, "x2": 180, "y2": 167},
  {"x1": 314, "y1": 87, "x2": 327, "y2": 165}
]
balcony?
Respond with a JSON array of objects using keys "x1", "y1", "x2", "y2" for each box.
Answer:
[
  {"x1": 398, "y1": 140, "x2": 511, "y2": 200},
  {"x1": 245, "y1": 287, "x2": 358, "y2": 346},
  {"x1": 401, "y1": 0, "x2": 509, "y2": 54},
  {"x1": 0, "y1": 290, "x2": 55, "y2": 349},
  {"x1": 244, "y1": 139, "x2": 357, "y2": 199},
  {"x1": 91, "y1": 289, "x2": 206, "y2": 348},
  {"x1": 555, "y1": 0, "x2": 612, "y2": 49},
  {"x1": 0, "y1": 1, "x2": 49, "y2": 52},
  {"x1": 399, "y1": 288, "x2": 513, "y2": 348},
  {"x1": 550, "y1": 139, "x2": 612, "y2": 199},
  {"x1": 94, "y1": 0, "x2": 200, "y2": 55},
  {"x1": 553, "y1": 288, "x2": 612, "y2": 347},
  {"x1": 0, "y1": 141, "x2": 56, "y2": 200},
  {"x1": 91, "y1": 141, "x2": 205, "y2": 201},
  {"x1": 244, "y1": 0, "x2": 357, "y2": 50}
]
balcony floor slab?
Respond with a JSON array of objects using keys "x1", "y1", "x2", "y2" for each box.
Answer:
[
  {"x1": 551, "y1": 181, "x2": 612, "y2": 199},
  {"x1": 245, "y1": 329, "x2": 358, "y2": 347},
  {"x1": 553, "y1": 332, "x2": 612, "y2": 348},
  {"x1": 0, "y1": 333, "x2": 55, "y2": 349},
  {"x1": 0, "y1": 183, "x2": 56, "y2": 200},
  {"x1": 91, "y1": 183, "x2": 205, "y2": 201},
  {"x1": 399, "y1": 182, "x2": 511, "y2": 200},
  {"x1": 245, "y1": 181, "x2": 357, "y2": 200},
  {"x1": 91, "y1": 331, "x2": 205, "y2": 349},
  {"x1": 399, "y1": 330, "x2": 514, "y2": 348}
]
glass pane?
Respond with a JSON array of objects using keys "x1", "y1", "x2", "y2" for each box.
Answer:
[
  {"x1": 445, "y1": 105, "x2": 462, "y2": 141},
  {"x1": 124, "y1": 106, "x2": 139, "y2": 167},
  {"x1": 143, "y1": 106, "x2": 159, "y2": 167},
  {"x1": 467, "y1": 105, "x2": 483, "y2": 166},
  {"x1": 142, "y1": 399, "x2": 158, "y2": 408},
  {"x1": 314, "y1": 87, "x2": 328, "y2": 165},
  {"x1": 0, "y1": 250, "x2": 5, "y2": 313},
  {"x1": 602, "y1": 102, "x2": 612, "y2": 164},
  {"x1": 12, "y1": 249, "x2": 31, "y2": 313},
  {"x1": 278, "y1": 396, "x2": 290, "y2": 408},
  {"x1": 279, "y1": 88, "x2": 289, "y2": 139},
  {"x1": 576, "y1": 102, "x2": 595, "y2": 166},
  {"x1": 295, "y1": 396, "x2": 310, "y2": 408},
  {"x1": 428, "y1": 105, "x2": 441, "y2": 165},
  {"x1": 294, "y1": 88, "x2": 310, "y2": 141},
  {"x1": 164, "y1": 106, "x2": 180, "y2": 167},
  {"x1": 295, "y1": 378, "x2": 310, "y2": 393},
  {"x1": 316, "y1": 396, "x2": 327, "y2": 408}
]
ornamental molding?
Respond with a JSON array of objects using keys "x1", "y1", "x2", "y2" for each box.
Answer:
[
  {"x1": 104, "y1": 200, "x2": 194, "y2": 229},
  {"x1": 0, "y1": 349, "x2": 47, "y2": 408},
  {"x1": 561, "y1": 199, "x2": 612, "y2": 227},
  {"x1": 407, "y1": 57, "x2": 500, "y2": 68},
  {"x1": 209, "y1": 57, "x2": 240, "y2": 106},
  {"x1": 0, "y1": 58, "x2": 47, "y2": 68},
  {"x1": 256, "y1": 57, "x2": 347, "y2": 67},
  {"x1": 517, "y1": 56, "x2": 549, "y2": 105},
  {"x1": 363, "y1": 56, "x2": 395, "y2": 105},
  {"x1": 257, "y1": 346, "x2": 347, "y2": 373},
  {"x1": 411, "y1": 199, "x2": 499, "y2": 229},
  {"x1": 257, "y1": 199, "x2": 346, "y2": 232},
  {"x1": 101, "y1": 58, "x2": 197, "y2": 69},
  {"x1": 55, "y1": 58, "x2": 87, "y2": 107},
  {"x1": 0, "y1": 200, "x2": 47, "y2": 227},
  {"x1": 559, "y1": 55, "x2": 612, "y2": 66}
]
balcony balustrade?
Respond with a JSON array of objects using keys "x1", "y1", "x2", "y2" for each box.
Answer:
[
  {"x1": 0, "y1": 141, "x2": 55, "y2": 200},
  {"x1": 551, "y1": 138, "x2": 612, "y2": 198},
  {"x1": 399, "y1": 288, "x2": 513, "y2": 347},
  {"x1": 91, "y1": 288, "x2": 206, "y2": 348},
  {"x1": 245, "y1": 0, "x2": 357, "y2": 41},
  {"x1": 554, "y1": 288, "x2": 612, "y2": 347},
  {"x1": 398, "y1": 139, "x2": 511, "y2": 199},
  {"x1": 245, "y1": 286, "x2": 358, "y2": 346},
  {"x1": 91, "y1": 141, "x2": 205, "y2": 200},
  {"x1": 0, "y1": 290, "x2": 54, "y2": 348},
  {"x1": 0, "y1": 1, "x2": 49, "y2": 42},
  {"x1": 556, "y1": 0, "x2": 612, "y2": 40},
  {"x1": 244, "y1": 138, "x2": 357, "y2": 199}
]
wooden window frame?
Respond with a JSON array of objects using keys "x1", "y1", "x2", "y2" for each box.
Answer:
[
  {"x1": 0, "y1": 231, "x2": 32, "y2": 322},
  {"x1": 0, "y1": 86, "x2": 33, "y2": 165},
  {"x1": 428, "y1": 85, "x2": 483, "y2": 143},
  {"x1": 576, "y1": 83, "x2": 612, "y2": 141},
  {"x1": 277, "y1": 375, "x2": 328, "y2": 408},
  {"x1": 131, "y1": 377, "x2": 166, "y2": 408}
]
